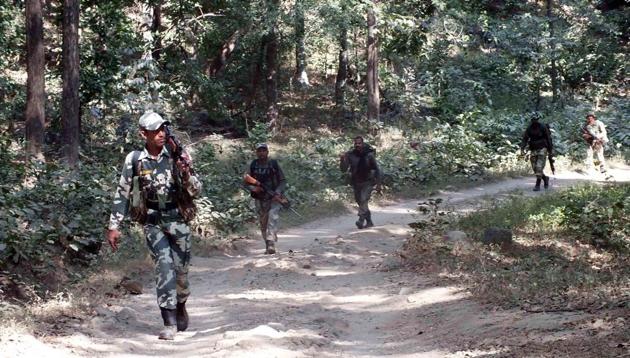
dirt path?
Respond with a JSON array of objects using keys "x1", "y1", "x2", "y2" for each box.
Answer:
[{"x1": 5, "y1": 168, "x2": 629, "y2": 357}]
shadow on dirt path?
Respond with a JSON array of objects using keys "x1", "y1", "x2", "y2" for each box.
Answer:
[{"x1": 4, "y1": 167, "x2": 629, "y2": 357}]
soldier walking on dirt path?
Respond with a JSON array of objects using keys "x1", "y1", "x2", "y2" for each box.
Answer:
[
  {"x1": 581, "y1": 113, "x2": 609, "y2": 175},
  {"x1": 340, "y1": 136, "x2": 381, "y2": 229},
  {"x1": 106, "y1": 111, "x2": 203, "y2": 340},
  {"x1": 520, "y1": 112, "x2": 554, "y2": 191},
  {"x1": 245, "y1": 143, "x2": 287, "y2": 254}
]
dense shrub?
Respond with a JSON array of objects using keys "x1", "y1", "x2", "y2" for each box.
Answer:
[{"x1": 559, "y1": 184, "x2": 630, "y2": 252}]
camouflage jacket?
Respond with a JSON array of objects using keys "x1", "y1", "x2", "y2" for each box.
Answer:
[{"x1": 108, "y1": 146, "x2": 202, "y2": 230}]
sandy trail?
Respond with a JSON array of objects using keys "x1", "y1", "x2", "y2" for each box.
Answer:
[{"x1": 5, "y1": 168, "x2": 629, "y2": 357}]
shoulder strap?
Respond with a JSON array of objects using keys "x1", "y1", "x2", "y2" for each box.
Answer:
[
  {"x1": 131, "y1": 150, "x2": 142, "y2": 177},
  {"x1": 250, "y1": 159, "x2": 257, "y2": 173}
]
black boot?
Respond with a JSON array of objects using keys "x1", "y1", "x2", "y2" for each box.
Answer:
[
  {"x1": 533, "y1": 177, "x2": 541, "y2": 191},
  {"x1": 364, "y1": 212, "x2": 374, "y2": 228},
  {"x1": 355, "y1": 217, "x2": 365, "y2": 229},
  {"x1": 543, "y1": 175, "x2": 549, "y2": 189},
  {"x1": 265, "y1": 240, "x2": 276, "y2": 254},
  {"x1": 159, "y1": 308, "x2": 177, "y2": 340},
  {"x1": 176, "y1": 301, "x2": 189, "y2": 332}
]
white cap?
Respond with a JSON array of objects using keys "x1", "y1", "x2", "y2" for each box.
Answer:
[{"x1": 139, "y1": 111, "x2": 169, "y2": 130}]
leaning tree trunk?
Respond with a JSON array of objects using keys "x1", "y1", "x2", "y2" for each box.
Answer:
[
  {"x1": 265, "y1": 0, "x2": 280, "y2": 129},
  {"x1": 293, "y1": 0, "x2": 310, "y2": 88},
  {"x1": 25, "y1": 0, "x2": 46, "y2": 158},
  {"x1": 151, "y1": 2, "x2": 162, "y2": 62},
  {"x1": 208, "y1": 29, "x2": 245, "y2": 77},
  {"x1": 366, "y1": 5, "x2": 379, "y2": 122},
  {"x1": 62, "y1": 0, "x2": 80, "y2": 166},
  {"x1": 547, "y1": 0, "x2": 558, "y2": 103},
  {"x1": 335, "y1": 25, "x2": 348, "y2": 108}
]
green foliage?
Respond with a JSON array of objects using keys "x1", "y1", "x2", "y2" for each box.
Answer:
[
  {"x1": 80, "y1": 1, "x2": 141, "y2": 107},
  {"x1": 0, "y1": 160, "x2": 115, "y2": 267},
  {"x1": 459, "y1": 184, "x2": 630, "y2": 253},
  {"x1": 559, "y1": 184, "x2": 630, "y2": 251},
  {"x1": 246, "y1": 122, "x2": 271, "y2": 149},
  {"x1": 408, "y1": 182, "x2": 629, "y2": 310},
  {"x1": 0, "y1": 2, "x2": 23, "y2": 69}
]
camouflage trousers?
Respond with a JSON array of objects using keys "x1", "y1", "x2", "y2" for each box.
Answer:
[
  {"x1": 144, "y1": 209, "x2": 191, "y2": 310},
  {"x1": 255, "y1": 200, "x2": 281, "y2": 242},
  {"x1": 353, "y1": 181, "x2": 374, "y2": 220},
  {"x1": 529, "y1": 148, "x2": 548, "y2": 177},
  {"x1": 586, "y1": 142, "x2": 606, "y2": 173}
]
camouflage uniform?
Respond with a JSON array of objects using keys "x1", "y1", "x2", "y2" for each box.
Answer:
[
  {"x1": 249, "y1": 159, "x2": 286, "y2": 246},
  {"x1": 340, "y1": 145, "x2": 380, "y2": 227},
  {"x1": 108, "y1": 146, "x2": 202, "y2": 309},
  {"x1": 520, "y1": 120, "x2": 553, "y2": 191},
  {"x1": 529, "y1": 148, "x2": 548, "y2": 176},
  {"x1": 583, "y1": 120, "x2": 608, "y2": 173}
]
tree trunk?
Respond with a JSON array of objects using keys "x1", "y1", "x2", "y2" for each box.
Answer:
[
  {"x1": 25, "y1": 0, "x2": 46, "y2": 158},
  {"x1": 151, "y1": 2, "x2": 162, "y2": 62},
  {"x1": 366, "y1": 5, "x2": 379, "y2": 122},
  {"x1": 293, "y1": 0, "x2": 309, "y2": 88},
  {"x1": 265, "y1": 0, "x2": 280, "y2": 128},
  {"x1": 246, "y1": 40, "x2": 265, "y2": 112},
  {"x1": 547, "y1": 0, "x2": 558, "y2": 103},
  {"x1": 208, "y1": 29, "x2": 244, "y2": 77},
  {"x1": 335, "y1": 26, "x2": 348, "y2": 107},
  {"x1": 62, "y1": 0, "x2": 80, "y2": 166}
]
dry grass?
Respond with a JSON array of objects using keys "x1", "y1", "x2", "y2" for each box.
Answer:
[
  {"x1": 402, "y1": 187, "x2": 630, "y2": 312},
  {"x1": 0, "y1": 230, "x2": 154, "y2": 339}
]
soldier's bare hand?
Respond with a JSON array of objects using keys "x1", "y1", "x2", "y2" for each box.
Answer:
[
  {"x1": 176, "y1": 160, "x2": 191, "y2": 180},
  {"x1": 106, "y1": 229, "x2": 121, "y2": 252}
]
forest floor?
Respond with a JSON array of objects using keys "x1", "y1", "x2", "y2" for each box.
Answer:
[{"x1": 3, "y1": 166, "x2": 630, "y2": 357}]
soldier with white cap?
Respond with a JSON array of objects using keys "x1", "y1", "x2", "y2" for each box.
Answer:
[{"x1": 106, "y1": 111, "x2": 202, "y2": 340}]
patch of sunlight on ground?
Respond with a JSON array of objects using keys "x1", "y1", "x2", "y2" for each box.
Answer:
[{"x1": 373, "y1": 207, "x2": 415, "y2": 215}]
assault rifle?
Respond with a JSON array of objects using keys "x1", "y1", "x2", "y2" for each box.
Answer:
[
  {"x1": 164, "y1": 125, "x2": 189, "y2": 167},
  {"x1": 243, "y1": 174, "x2": 302, "y2": 218},
  {"x1": 548, "y1": 154, "x2": 556, "y2": 175},
  {"x1": 164, "y1": 125, "x2": 197, "y2": 222}
]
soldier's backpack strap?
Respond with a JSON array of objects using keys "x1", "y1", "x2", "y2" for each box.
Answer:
[
  {"x1": 270, "y1": 159, "x2": 280, "y2": 189},
  {"x1": 249, "y1": 159, "x2": 257, "y2": 175},
  {"x1": 131, "y1": 150, "x2": 142, "y2": 177}
]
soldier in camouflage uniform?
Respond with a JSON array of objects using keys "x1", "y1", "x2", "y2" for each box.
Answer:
[
  {"x1": 520, "y1": 113, "x2": 553, "y2": 191},
  {"x1": 245, "y1": 143, "x2": 286, "y2": 254},
  {"x1": 581, "y1": 113, "x2": 609, "y2": 174},
  {"x1": 106, "y1": 111, "x2": 202, "y2": 340},
  {"x1": 340, "y1": 136, "x2": 381, "y2": 229}
]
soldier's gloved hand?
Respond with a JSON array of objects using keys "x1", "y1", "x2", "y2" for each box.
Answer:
[{"x1": 106, "y1": 229, "x2": 121, "y2": 252}]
